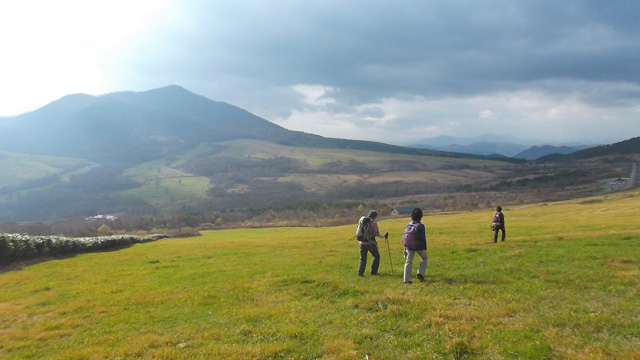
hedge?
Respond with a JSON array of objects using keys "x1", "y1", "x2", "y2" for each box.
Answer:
[{"x1": 0, "y1": 233, "x2": 169, "y2": 266}]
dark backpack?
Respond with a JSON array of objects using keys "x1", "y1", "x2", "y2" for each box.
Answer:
[
  {"x1": 355, "y1": 217, "x2": 373, "y2": 242},
  {"x1": 402, "y1": 222, "x2": 422, "y2": 249}
]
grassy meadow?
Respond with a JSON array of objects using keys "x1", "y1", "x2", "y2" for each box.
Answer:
[
  {"x1": 1, "y1": 190, "x2": 639, "y2": 359},
  {"x1": 0, "y1": 151, "x2": 96, "y2": 189},
  {"x1": 216, "y1": 140, "x2": 505, "y2": 168}
]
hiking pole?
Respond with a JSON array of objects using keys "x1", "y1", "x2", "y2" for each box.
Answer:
[{"x1": 384, "y1": 233, "x2": 393, "y2": 274}]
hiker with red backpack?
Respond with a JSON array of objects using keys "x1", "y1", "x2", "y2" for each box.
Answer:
[
  {"x1": 402, "y1": 207, "x2": 428, "y2": 284},
  {"x1": 492, "y1": 206, "x2": 506, "y2": 243}
]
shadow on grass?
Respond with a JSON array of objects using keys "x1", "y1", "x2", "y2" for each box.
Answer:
[
  {"x1": 0, "y1": 245, "x2": 135, "y2": 275},
  {"x1": 0, "y1": 254, "x2": 79, "y2": 274}
]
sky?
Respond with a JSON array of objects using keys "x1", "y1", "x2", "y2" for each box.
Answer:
[{"x1": 1, "y1": 0, "x2": 639, "y2": 145}]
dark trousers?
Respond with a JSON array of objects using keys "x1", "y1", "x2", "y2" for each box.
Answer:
[
  {"x1": 358, "y1": 242, "x2": 380, "y2": 275},
  {"x1": 494, "y1": 226, "x2": 505, "y2": 243}
]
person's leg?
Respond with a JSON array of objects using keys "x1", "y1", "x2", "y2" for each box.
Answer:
[
  {"x1": 493, "y1": 228, "x2": 499, "y2": 243},
  {"x1": 358, "y1": 244, "x2": 368, "y2": 275},
  {"x1": 370, "y1": 244, "x2": 381, "y2": 274},
  {"x1": 501, "y1": 227, "x2": 506, "y2": 241},
  {"x1": 403, "y1": 249, "x2": 414, "y2": 283},
  {"x1": 417, "y1": 251, "x2": 428, "y2": 277}
]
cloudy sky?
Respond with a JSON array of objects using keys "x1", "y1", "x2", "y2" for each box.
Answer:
[{"x1": 1, "y1": 0, "x2": 639, "y2": 145}]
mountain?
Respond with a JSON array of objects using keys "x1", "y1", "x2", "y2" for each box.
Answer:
[
  {"x1": 0, "y1": 86, "x2": 501, "y2": 165},
  {"x1": 513, "y1": 145, "x2": 582, "y2": 160},
  {"x1": 0, "y1": 85, "x2": 523, "y2": 223},
  {"x1": 0, "y1": 86, "x2": 297, "y2": 164},
  {"x1": 407, "y1": 134, "x2": 536, "y2": 147},
  {"x1": 538, "y1": 137, "x2": 640, "y2": 161},
  {"x1": 440, "y1": 142, "x2": 529, "y2": 157},
  {"x1": 403, "y1": 134, "x2": 600, "y2": 158},
  {"x1": 403, "y1": 134, "x2": 533, "y2": 157},
  {"x1": 0, "y1": 86, "x2": 637, "y2": 226}
]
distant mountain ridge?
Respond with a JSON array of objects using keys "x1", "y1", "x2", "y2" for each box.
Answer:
[
  {"x1": 0, "y1": 85, "x2": 504, "y2": 165},
  {"x1": 404, "y1": 134, "x2": 596, "y2": 159},
  {"x1": 0, "y1": 86, "x2": 633, "y2": 165},
  {"x1": 538, "y1": 136, "x2": 640, "y2": 161},
  {"x1": 408, "y1": 134, "x2": 536, "y2": 147},
  {"x1": 513, "y1": 145, "x2": 584, "y2": 160}
]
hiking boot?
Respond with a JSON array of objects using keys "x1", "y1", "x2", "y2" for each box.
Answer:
[
  {"x1": 358, "y1": 273, "x2": 364, "y2": 277},
  {"x1": 417, "y1": 274, "x2": 425, "y2": 282}
]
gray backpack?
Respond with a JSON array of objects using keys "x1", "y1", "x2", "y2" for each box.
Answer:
[{"x1": 355, "y1": 217, "x2": 373, "y2": 242}]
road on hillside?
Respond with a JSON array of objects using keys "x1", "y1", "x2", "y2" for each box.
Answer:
[{"x1": 623, "y1": 162, "x2": 637, "y2": 190}]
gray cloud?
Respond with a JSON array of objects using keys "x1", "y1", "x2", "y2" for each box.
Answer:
[{"x1": 3, "y1": 0, "x2": 640, "y2": 144}]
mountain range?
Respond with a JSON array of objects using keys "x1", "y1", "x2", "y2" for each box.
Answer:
[
  {"x1": 0, "y1": 86, "x2": 510, "y2": 223},
  {"x1": 402, "y1": 134, "x2": 593, "y2": 159},
  {"x1": 0, "y1": 85, "x2": 493, "y2": 165},
  {"x1": 0, "y1": 85, "x2": 637, "y2": 224}
]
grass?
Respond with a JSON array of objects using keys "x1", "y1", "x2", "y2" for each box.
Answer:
[
  {"x1": 1, "y1": 190, "x2": 639, "y2": 359},
  {"x1": 0, "y1": 150, "x2": 96, "y2": 188},
  {"x1": 219, "y1": 139, "x2": 507, "y2": 169},
  {"x1": 119, "y1": 176, "x2": 211, "y2": 206},
  {"x1": 119, "y1": 156, "x2": 211, "y2": 206}
]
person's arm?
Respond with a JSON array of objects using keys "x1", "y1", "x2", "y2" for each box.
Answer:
[
  {"x1": 419, "y1": 223, "x2": 427, "y2": 250},
  {"x1": 372, "y1": 222, "x2": 386, "y2": 239}
]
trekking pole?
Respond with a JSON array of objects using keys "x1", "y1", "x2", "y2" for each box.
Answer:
[{"x1": 384, "y1": 233, "x2": 393, "y2": 273}]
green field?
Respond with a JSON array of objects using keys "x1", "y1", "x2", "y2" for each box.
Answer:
[
  {"x1": 218, "y1": 139, "x2": 507, "y2": 169},
  {"x1": 1, "y1": 190, "x2": 638, "y2": 359},
  {"x1": 0, "y1": 151, "x2": 96, "y2": 188}
]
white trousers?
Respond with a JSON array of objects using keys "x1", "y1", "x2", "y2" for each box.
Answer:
[{"x1": 403, "y1": 248, "x2": 427, "y2": 283}]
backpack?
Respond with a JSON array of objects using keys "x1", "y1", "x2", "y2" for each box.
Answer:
[
  {"x1": 491, "y1": 212, "x2": 502, "y2": 231},
  {"x1": 402, "y1": 222, "x2": 422, "y2": 249},
  {"x1": 492, "y1": 212, "x2": 501, "y2": 224},
  {"x1": 355, "y1": 216, "x2": 373, "y2": 242}
]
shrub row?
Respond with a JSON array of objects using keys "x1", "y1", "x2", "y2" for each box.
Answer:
[{"x1": 0, "y1": 233, "x2": 169, "y2": 266}]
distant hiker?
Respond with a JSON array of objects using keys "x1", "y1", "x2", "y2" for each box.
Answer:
[
  {"x1": 403, "y1": 207, "x2": 428, "y2": 284},
  {"x1": 357, "y1": 210, "x2": 388, "y2": 277},
  {"x1": 492, "y1": 206, "x2": 506, "y2": 243}
]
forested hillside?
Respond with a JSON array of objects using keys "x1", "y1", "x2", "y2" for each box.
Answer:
[{"x1": 539, "y1": 137, "x2": 640, "y2": 161}]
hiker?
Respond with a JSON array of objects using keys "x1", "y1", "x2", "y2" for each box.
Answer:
[
  {"x1": 403, "y1": 207, "x2": 428, "y2": 284},
  {"x1": 358, "y1": 210, "x2": 388, "y2": 277},
  {"x1": 493, "y1": 206, "x2": 506, "y2": 243}
]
